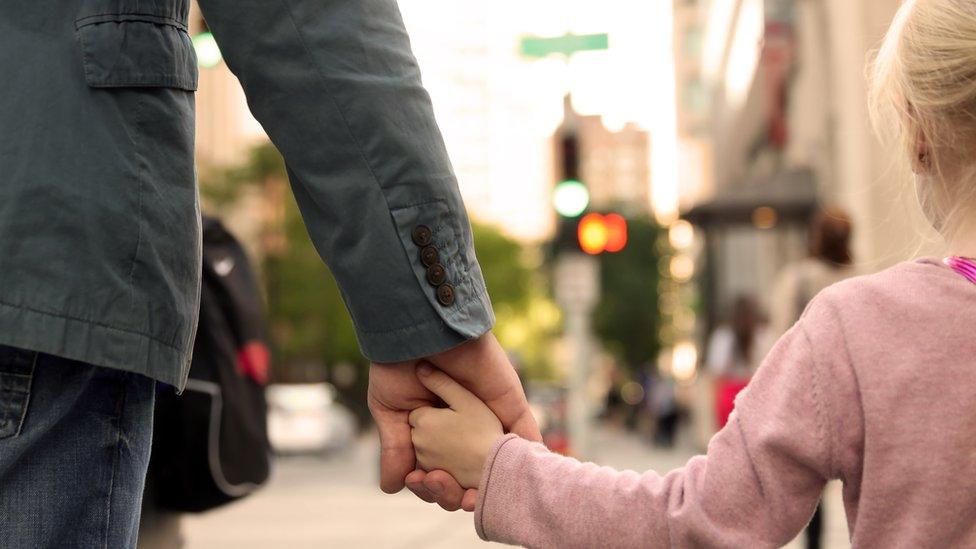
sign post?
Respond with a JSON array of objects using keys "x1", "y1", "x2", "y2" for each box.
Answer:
[
  {"x1": 534, "y1": 31, "x2": 609, "y2": 459},
  {"x1": 554, "y1": 253, "x2": 600, "y2": 459}
]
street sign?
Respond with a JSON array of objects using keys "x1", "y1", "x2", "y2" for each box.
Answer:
[{"x1": 520, "y1": 33, "x2": 609, "y2": 58}]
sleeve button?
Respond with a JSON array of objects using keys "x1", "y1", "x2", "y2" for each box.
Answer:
[
  {"x1": 420, "y1": 245, "x2": 440, "y2": 267},
  {"x1": 426, "y1": 263, "x2": 447, "y2": 286},
  {"x1": 436, "y1": 283, "x2": 455, "y2": 306},
  {"x1": 411, "y1": 225, "x2": 433, "y2": 246}
]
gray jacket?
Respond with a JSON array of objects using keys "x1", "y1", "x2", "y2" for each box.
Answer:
[{"x1": 0, "y1": 0, "x2": 493, "y2": 389}]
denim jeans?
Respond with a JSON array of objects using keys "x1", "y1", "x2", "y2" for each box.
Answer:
[{"x1": 0, "y1": 345, "x2": 155, "y2": 548}]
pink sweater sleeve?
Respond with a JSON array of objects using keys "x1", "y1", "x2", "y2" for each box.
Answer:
[{"x1": 474, "y1": 300, "x2": 859, "y2": 548}]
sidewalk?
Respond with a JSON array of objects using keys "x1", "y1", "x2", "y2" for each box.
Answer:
[{"x1": 180, "y1": 426, "x2": 849, "y2": 548}]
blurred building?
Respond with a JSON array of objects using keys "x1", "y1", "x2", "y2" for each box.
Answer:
[
  {"x1": 580, "y1": 117, "x2": 652, "y2": 213},
  {"x1": 555, "y1": 97, "x2": 652, "y2": 213},
  {"x1": 674, "y1": 0, "x2": 936, "y2": 331}
]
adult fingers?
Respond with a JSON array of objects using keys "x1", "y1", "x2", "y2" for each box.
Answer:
[
  {"x1": 461, "y1": 488, "x2": 478, "y2": 512},
  {"x1": 422, "y1": 469, "x2": 465, "y2": 512},
  {"x1": 427, "y1": 334, "x2": 540, "y2": 440},
  {"x1": 368, "y1": 392, "x2": 415, "y2": 494},
  {"x1": 416, "y1": 363, "x2": 481, "y2": 411},
  {"x1": 405, "y1": 469, "x2": 436, "y2": 504}
]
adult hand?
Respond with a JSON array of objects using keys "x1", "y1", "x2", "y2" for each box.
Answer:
[{"x1": 367, "y1": 332, "x2": 541, "y2": 510}]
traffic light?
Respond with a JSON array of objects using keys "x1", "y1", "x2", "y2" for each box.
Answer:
[
  {"x1": 553, "y1": 179, "x2": 589, "y2": 218},
  {"x1": 577, "y1": 213, "x2": 628, "y2": 255},
  {"x1": 193, "y1": 19, "x2": 222, "y2": 68},
  {"x1": 551, "y1": 125, "x2": 587, "y2": 253},
  {"x1": 550, "y1": 120, "x2": 628, "y2": 255}
]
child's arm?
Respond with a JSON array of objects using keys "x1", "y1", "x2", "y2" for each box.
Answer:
[{"x1": 412, "y1": 298, "x2": 859, "y2": 548}]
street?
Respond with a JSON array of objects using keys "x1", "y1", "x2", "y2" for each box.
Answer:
[{"x1": 181, "y1": 426, "x2": 849, "y2": 548}]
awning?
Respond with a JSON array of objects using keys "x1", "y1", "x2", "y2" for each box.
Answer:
[{"x1": 682, "y1": 168, "x2": 817, "y2": 227}]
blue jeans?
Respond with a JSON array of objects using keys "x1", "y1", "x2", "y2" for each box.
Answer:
[{"x1": 0, "y1": 345, "x2": 155, "y2": 548}]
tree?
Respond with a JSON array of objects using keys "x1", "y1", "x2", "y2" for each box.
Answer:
[
  {"x1": 592, "y1": 215, "x2": 666, "y2": 373},
  {"x1": 199, "y1": 143, "x2": 559, "y2": 412}
]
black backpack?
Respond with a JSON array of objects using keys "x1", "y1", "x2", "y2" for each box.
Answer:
[{"x1": 146, "y1": 216, "x2": 273, "y2": 512}]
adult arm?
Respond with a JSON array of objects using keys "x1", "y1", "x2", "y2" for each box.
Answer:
[
  {"x1": 197, "y1": 0, "x2": 492, "y2": 360},
  {"x1": 195, "y1": 0, "x2": 539, "y2": 504}
]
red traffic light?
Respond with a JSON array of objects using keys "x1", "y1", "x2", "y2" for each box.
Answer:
[
  {"x1": 603, "y1": 213, "x2": 628, "y2": 252},
  {"x1": 577, "y1": 213, "x2": 627, "y2": 255}
]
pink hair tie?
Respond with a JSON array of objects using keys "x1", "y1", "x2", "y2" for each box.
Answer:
[{"x1": 944, "y1": 256, "x2": 976, "y2": 285}]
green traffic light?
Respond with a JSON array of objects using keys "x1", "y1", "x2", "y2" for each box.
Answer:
[
  {"x1": 553, "y1": 180, "x2": 589, "y2": 217},
  {"x1": 193, "y1": 31, "x2": 222, "y2": 68}
]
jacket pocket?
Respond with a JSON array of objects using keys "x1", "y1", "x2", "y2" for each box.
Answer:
[
  {"x1": 0, "y1": 347, "x2": 36, "y2": 440},
  {"x1": 75, "y1": 13, "x2": 198, "y2": 91}
]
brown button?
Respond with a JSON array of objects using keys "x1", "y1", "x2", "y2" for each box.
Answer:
[
  {"x1": 411, "y1": 225, "x2": 433, "y2": 246},
  {"x1": 426, "y1": 263, "x2": 447, "y2": 286},
  {"x1": 420, "y1": 245, "x2": 440, "y2": 267},
  {"x1": 436, "y1": 283, "x2": 455, "y2": 306}
]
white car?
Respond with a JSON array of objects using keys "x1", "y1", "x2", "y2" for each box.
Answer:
[{"x1": 266, "y1": 383, "x2": 356, "y2": 455}]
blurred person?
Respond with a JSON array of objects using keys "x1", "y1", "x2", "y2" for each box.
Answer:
[
  {"x1": 646, "y1": 372, "x2": 681, "y2": 448},
  {"x1": 771, "y1": 207, "x2": 857, "y2": 549},
  {"x1": 770, "y1": 207, "x2": 858, "y2": 337},
  {"x1": 0, "y1": 1, "x2": 538, "y2": 545},
  {"x1": 705, "y1": 296, "x2": 771, "y2": 429},
  {"x1": 403, "y1": 2, "x2": 976, "y2": 546}
]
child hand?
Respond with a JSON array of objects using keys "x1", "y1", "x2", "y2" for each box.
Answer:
[{"x1": 409, "y1": 363, "x2": 504, "y2": 489}]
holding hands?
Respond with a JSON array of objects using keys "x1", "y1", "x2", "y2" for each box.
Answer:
[
  {"x1": 409, "y1": 364, "x2": 504, "y2": 489},
  {"x1": 367, "y1": 333, "x2": 539, "y2": 511}
]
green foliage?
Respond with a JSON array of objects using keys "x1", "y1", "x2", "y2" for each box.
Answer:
[
  {"x1": 200, "y1": 142, "x2": 558, "y2": 385},
  {"x1": 592, "y1": 215, "x2": 666, "y2": 372},
  {"x1": 199, "y1": 143, "x2": 286, "y2": 207},
  {"x1": 263, "y1": 196, "x2": 363, "y2": 375},
  {"x1": 471, "y1": 223, "x2": 532, "y2": 309},
  {"x1": 473, "y1": 224, "x2": 560, "y2": 380}
]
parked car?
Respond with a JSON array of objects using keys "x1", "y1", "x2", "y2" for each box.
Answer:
[{"x1": 266, "y1": 383, "x2": 356, "y2": 455}]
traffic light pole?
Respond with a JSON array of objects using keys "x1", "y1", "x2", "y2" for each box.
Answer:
[{"x1": 554, "y1": 253, "x2": 600, "y2": 459}]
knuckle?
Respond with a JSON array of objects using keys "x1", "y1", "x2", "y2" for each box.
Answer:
[{"x1": 409, "y1": 407, "x2": 429, "y2": 427}]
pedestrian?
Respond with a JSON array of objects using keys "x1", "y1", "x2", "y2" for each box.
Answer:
[
  {"x1": 646, "y1": 372, "x2": 680, "y2": 448},
  {"x1": 770, "y1": 207, "x2": 858, "y2": 337},
  {"x1": 0, "y1": 1, "x2": 538, "y2": 546},
  {"x1": 770, "y1": 207, "x2": 857, "y2": 548},
  {"x1": 405, "y1": 1, "x2": 976, "y2": 545},
  {"x1": 704, "y1": 295, "x2": 771, "y2": 429}
]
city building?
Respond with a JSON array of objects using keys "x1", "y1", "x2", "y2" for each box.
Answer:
[
  {"x1": 553, "y1": 97, "x2": 652, "y2": 214},
  {"x1": 674, "y1": 0, "x2": 936, "y2": 332}
]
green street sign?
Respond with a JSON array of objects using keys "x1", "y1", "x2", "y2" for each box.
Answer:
[{"x1": 520, "y1": 33, "x2": 609, "y2": 58}]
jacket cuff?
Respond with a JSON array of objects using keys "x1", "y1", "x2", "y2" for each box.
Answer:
[
  {"x1": 474, "y1": 433, "x2": 526, "y2": 542},
  {"x1": 354, "y1": 197, "x2": 493, "y2": 363},
  {"x1": 353, "y1": 291, "x2": 491, "y2": 363}
]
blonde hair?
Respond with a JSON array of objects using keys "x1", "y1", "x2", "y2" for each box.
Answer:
[{"x1": 869, "y1": 0, "x2": 976, "y2": 238}]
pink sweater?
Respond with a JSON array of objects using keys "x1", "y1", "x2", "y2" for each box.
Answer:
[{"x1": 474, "y1": 259, "x2": 976, "y2": 548}]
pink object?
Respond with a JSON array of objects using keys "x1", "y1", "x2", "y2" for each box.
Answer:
[
  {"x1": 474, "y1": 258, "x2": 976, "y2": 548},
  {"x1": 715, "y1": 377, "x2": 750, "y2": 429},
  {"x1": 944, "y1": 256, "x2": 976, "y2": 285},
  {"x1": 236, "y1": 340, "x2": 271, "y2": 385}
]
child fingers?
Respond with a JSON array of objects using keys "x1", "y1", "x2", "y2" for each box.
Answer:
[
  {"x1": 408, "y1": 407, "x2": 429, "y2": 428},
  {"x1": 416, "y1": 364, "x2": 481, "y2": 411},
  {"x1": 408, "y1": 406, "x2": 449, "y2": 430}
]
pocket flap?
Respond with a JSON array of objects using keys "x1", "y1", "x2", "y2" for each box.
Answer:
[{"x1": 76, "y1": 14, "x2": 198, "y2": 91}]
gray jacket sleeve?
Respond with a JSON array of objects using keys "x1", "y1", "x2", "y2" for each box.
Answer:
[{"x1": 197, "y1": 0, "x2": 494, "y2": 362}]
